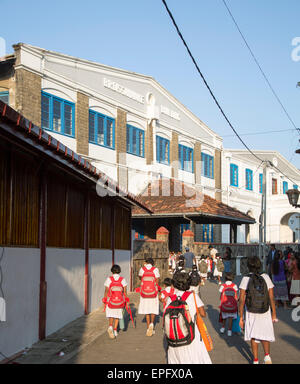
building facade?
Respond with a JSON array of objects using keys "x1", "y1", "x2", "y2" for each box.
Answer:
[{"x1": 222, "y1": 150, "x2": 300, "y2": 244}]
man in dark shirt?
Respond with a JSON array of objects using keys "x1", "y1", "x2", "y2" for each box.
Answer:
[{"x1": 183, "y1": 247, "x2": 196, "y2": 272}]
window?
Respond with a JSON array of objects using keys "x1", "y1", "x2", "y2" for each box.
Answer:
[
  {"x1": 230, "y1": 164, "x2": 238, "y2": 187},
  {"x1": 245, "y1": 169, "x2": 253, "y2": 191},
  {"x1": 272, "y1": 178, "x2": 278, "y2": 195},
  {"x1": 201, "y1": 153, "x2": 214, "y2": 179},
  {"x1": 202, "y1": 224, "x2": 214, "y2": 243},
  {"x1": 89, "y1": 110, "x2": 115, "y2": 149},
  {"x1": 259, "y1": 173, "x2": 263, "y2": 194},
  {"x1": 283, "y1": 181, "x2": 288, "y2": 194},
  {"x1": 179, "y1": 144, "x2": 194, "y2": 172},
  {"x1": 41, "y1": 92, "x2": 75, "y2": 137},
  {"x1": 156, "y1": 136, "x2": 170, "y2": 164},
  {"x1": 127, "y1": 125, "x2": 144, "y2": 157},
  {"x1": 293, "y1": 184, "x2": 298, "y2": 190},
  {"x1": 0, "y1": 91, "x2": 9, "y2": 105}
]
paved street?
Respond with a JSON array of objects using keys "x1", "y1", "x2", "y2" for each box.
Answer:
[{"x1": 15, "y1": 277, "x2": 300, "y2": 364}]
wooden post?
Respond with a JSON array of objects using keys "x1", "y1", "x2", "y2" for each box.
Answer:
[{"x1": 84, "y1": 192, "x2": 90, "y2": 315}]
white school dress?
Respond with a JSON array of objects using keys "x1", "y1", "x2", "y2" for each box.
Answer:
[
  {"x1": 138, "y1": 264, "x2": 160, "y2": 315},
  {"x1": 166, "y1": 289, "x2": 212, "y2": 364},
  {"x1": 219, "y1": 281, "x2": 238, "y2": 319},
  {"x1": 239, "y1": 273, "x2": 275, "y2": 342},
  {"x1": 213, "y1": 259, "x2": 223, "y2": 277},
  {"x1": 104, "y1": 274, "x2": 127, "y2": 319}
]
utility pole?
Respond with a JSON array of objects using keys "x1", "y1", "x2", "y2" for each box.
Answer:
[{"x1": 259, "y1": 161, "x2": 268, "y2": 266}]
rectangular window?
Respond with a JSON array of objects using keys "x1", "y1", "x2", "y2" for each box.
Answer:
[
  {"x1": 0, "y1": 91, "x2": 9, "y2": 105},
  {"x1": 41, "y1": 92, "x2": 75, "y2": 137},
  {"x1": 179, "y1": 144, "x2": 194, "y2": 173},
  {"x1": 156, "y1": 136, "x2": 170, "y2": 164},
  {"x1": 283, "y1": 181, "x2": 288, "y2": 194},
  {"x1": 88, "y1": 110, "x2": 115, "y2": 149},
  {"x1": 201, "y1": 153, "x2": 214, "y2": 179},
  {"x1": 272, "y1": 178, "x2": 278, "y2": 195},
  {"x1": 245, "y1": 169, "x2": 253, "y2": 191},
  {"x1": 259, "y1": 173, "x2": 263, "y2": 194},
  {"x1": 293, "y1": 184, "x2": 298, "y2": 190},
  {"x1": 127, "y1": 125, "x2": 144, "y2": 157},
  {"x1": 230, "y1": 164, "x2": 238, "y2": 187}
]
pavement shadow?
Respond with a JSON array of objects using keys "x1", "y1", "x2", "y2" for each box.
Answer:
[{"x1": 280, "y1": 334, "x2": 300, "y2": 352}]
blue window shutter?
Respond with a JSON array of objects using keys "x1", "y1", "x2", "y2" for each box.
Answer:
[
  {"x1": 293, "y1": 184, "x2": 298, "y2": 190},
  {"x1": 0, "y1": 91, "x2": 9, "y2": 104}
]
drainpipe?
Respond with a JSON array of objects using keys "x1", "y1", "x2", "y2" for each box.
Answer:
[
  {"x1": 39, "y1": 171, "x2": 47, "y2": 340},
  {"x1": 84, "y1": 193, "x2": 90, "y2": 315},
  {"x1": 111, "y1": 204, "x2": 115, "y2": 266}
]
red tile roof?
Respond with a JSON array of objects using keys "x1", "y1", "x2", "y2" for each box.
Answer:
[{"x1": 132, "y1": 178, "x2": 255, "y2": 224}]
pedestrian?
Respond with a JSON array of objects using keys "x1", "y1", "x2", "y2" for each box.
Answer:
[
  {"x1": 199, "y1": 255, "x2": 208, "y2": 286},
  {"x1": 209, "y1": 245, "x2": 218, "y2": 278},
  {"x1": 159, "y1": 277, "x2": 175, "y2": 311},
  {"x1": 213, "y1": 255, "x2": 224, "y2": 285},
  {"x1": 189, "y1": 264, "x2": 202, "y2": 298},
  {"x1": 164, "y1": 272, "x2": 212, "y2": 364},
  {"x1": 239, "y1": 256, "x2": 277, "y2": 364},
  {"x1": 266, "y1": 244, "x2": 278, "y2": 277},
  {"x1": 223, "y1": 248, "x2": 232, "y2": 273},
  {"x1": 271, "y1": 251, "x2": 289, "y2": 308},
  {"x1": 219, "y1": 272, "x2": 238, "y2": 336},
  {"x1": 289, "y1": 252, "x2": 300, "y2": 300},
  {"x1": 206, "y1": 255, "x2": 213, "y2": 280},
  {"x1": 174, "y1": 256, "x2": 186, "y2": 274},
  {"x1": 138, "y1": 257, "x2": 160, "y2": 337},
  {"x1": 103, "y1": 264, "x2": 128, "y2": 339},
  {"x1": 183, "y1": 246, "x2": 196, "y2": 273}
]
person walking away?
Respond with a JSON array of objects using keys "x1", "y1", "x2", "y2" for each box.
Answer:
[
  {"x1": 239, "y1": 256, "x2": 277, "y2": 364},
  {"x1": 206, "y1": 255, "x2": 213, "y2": 281},
  {"x1": 223, "y1": 248, "x2": 232, "y2": 273},
  {"x1": 183, "y1": 247, "x2": 196, "y2": 273},
  {"x1": 160, "y1": 278, "x2": 175, "y2": 311},
  {"x1": 214, "y1": 256, "x2": 224, "y2": 285},
  {"x1": 219, "y1": 272, "x2": 238, "y2": 336},
  {"x1": 266, "y1": 244, "x2": 278, "y2": 277},
  {"x1": 138, "y1": 257, "x2": 160, "y2": 336},
  {"x1": 164, "y1": 272, "x2": 212, "y2": 364},
  {"x1": 209, "y1": 245, "x2": 218, "y2": 277},
  {"x1": 271, "y1": 251, "x2": 289, "y2": 309},
  {"x1": 189, "y1": 265, "x2": 202, "y2": 298},
  {"x1": 103, "y1": 264, "x2": 128, "y2": 339},
  {"x1": 174, "y1": 255, "x2": 186, "y2": 274},
  {"x1": 289, "y1": 252, "x2": 300, "y2": 301},
  {"x1": 199, "y1": 255, "x2": 208, "y2": 286}
]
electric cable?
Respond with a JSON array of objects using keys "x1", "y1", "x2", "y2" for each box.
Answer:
[{"x1": 221, "y1": 0, "x2": 300, "y2": 137}]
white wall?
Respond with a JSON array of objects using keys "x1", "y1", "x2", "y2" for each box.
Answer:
[
  {"x1": 45, "y1": 248, "x2": 85, "y2": 336},
  {"x1": 115, "y1": 250, "x2": 131, "y2": 290},
  {"x1": 0, "y1": 247, "x2": 40, "y2": 359}
]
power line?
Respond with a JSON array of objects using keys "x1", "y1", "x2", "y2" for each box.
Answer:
[
  {"x1": 221, "y1": 0, "x2": 300, "y2": 136},
  {"x1": 161, "y1": 0, "x2": 263, "y2": 164},
  {"x1": 161, "y1": 0, "x2": 299, "y2": 186},
  {"x1": 223, "y1": 128, "x2": 295, "y2": 138}
]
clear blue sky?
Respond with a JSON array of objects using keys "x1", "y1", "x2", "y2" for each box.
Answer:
[{"x1": 1, "y1": 0, "x2": 300, "y2": 168}]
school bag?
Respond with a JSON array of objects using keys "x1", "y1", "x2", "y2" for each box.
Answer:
[
  {"x1": 107, "y1": 276, "x2": 126, "y2": 309},
  {"x1": 140, "y1": 266, "x2": 158, "y2": 298},
  {"x1": 220, "y1": 283, "x2": 238, "y2": 313},
  {"x1": 163, "y1": 292, "x2": 195, "y2": 348},
  {"x1": 216, "y1": 259, "x2": 225, "y2": 272},
  {"x1": 189, "y1": 270, "x2": 201, "y2": 287},
  {"x1": 199, "y1": 260, "x2": 208, "y2": 274},
  {"x1": 161, "y1": 287, "x2": 175, "y2": 309},
  {"x1": 245, "y1": 274, "x2": 270, "y2": 314}
]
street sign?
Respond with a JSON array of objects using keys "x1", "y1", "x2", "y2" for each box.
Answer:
[{"x1": 288, "y1": 213, "x2": 300, "y2": 231}]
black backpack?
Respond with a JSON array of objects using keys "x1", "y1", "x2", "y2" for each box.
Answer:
[
  {"x1": 245, "y1": 274, "x2": 270, "y2": 314},
  {"x1": 189, "y1": 270, "x2": 201, "y2": 287}
]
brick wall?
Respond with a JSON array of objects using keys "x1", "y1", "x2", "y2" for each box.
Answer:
[
  {"x1": 116, "y1": 108, "x2": 127, "y2": 189},
  {"x1": 145, "y1": 121, "x2": 153, "y2": 165},
  {"x1": 194, "y1": 141, "x2": 202, "y2": 184},
  {"x1": 75, "y1": 92, "x2": 89, "y2": 155},
  {"x1": 15, "y1": 68, "x2": 41, "y2": 127},
  {"x1": 214, "y1": 149, "x2": 222, "y2": 201},
  {"x1": 170, "y1": 131, "x2": 179, "y2": 178}
]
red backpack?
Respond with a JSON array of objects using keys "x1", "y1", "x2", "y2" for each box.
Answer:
[
  {"x1": 107, "y1": 276, "x2": 126, "y2": 309},
  {"x1": 163, "y1": 292, "x2": 195, "y2": 348},
  {"x1": 161, "y1": 287, "x2": 175, "y2": 309},
  {"x1": 140, "y1": 266, "x2": 158, "y2": 298},
  {"x1": 220, "y1": 283, "x2": 238, "y2": 314}
]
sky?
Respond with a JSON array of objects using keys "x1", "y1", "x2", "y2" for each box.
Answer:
[{"x1": 1, "y1": 0, "x2": 300, "y2": 169}]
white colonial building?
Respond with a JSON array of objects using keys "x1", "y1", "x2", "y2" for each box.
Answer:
[{"x1": 221, "y1": 149, "x2": 300, "y2": 244}]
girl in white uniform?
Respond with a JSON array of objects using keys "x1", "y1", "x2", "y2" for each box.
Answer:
[
  {"x1": 239, "y1": 256, "x2": 277, "y2": 365},
  {"x1": 138, "y1": 257, "x2": 160, "y2": 336},
  {"x1": 165, "y1": 272, "x2": 212, "y2": 364}
]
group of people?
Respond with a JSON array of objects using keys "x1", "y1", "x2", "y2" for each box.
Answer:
[
  {"x1": 266, "y1": 244, "x2": 300, "y2": 308},
  {"x1": 101, "y1": 244, "x2": 300, "y2": 365}
]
